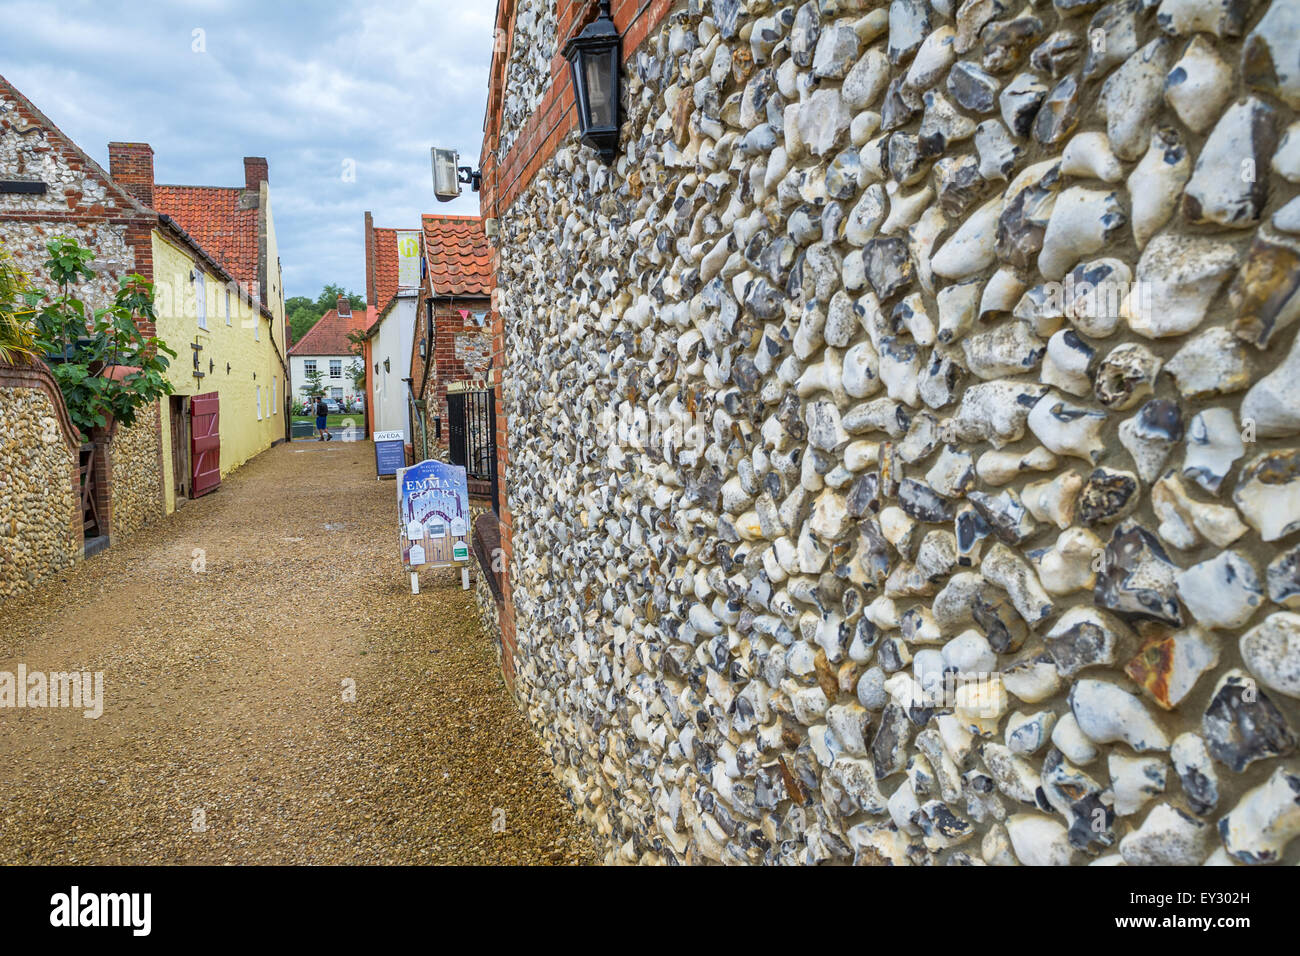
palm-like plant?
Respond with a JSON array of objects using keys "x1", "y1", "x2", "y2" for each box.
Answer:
[{"x1": 0, "y1": 245, "x2": 39, "y2": 364}]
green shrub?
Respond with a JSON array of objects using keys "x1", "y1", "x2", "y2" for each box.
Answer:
[{"x1": 28, "y1": 237, "x2": 177, "y2": 438}]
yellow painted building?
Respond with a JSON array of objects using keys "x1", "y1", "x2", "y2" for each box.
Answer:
[
  {"x1": 91, "y1": 150, "x2": 294, "y2": 514},
  {"x1": 150, "y1": 222, "x2": 287, "y2": 513}
]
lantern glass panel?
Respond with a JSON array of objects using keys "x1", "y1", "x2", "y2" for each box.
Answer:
[{"x1": 583, "y1": 50, "x2": 615, "y2": 129}]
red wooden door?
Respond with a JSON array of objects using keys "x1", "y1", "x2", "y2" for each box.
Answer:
[{"x1": 190, "y1": 391, "x2": 221, "y2": 497}]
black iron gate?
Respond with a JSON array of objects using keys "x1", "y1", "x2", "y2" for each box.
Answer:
[{"x1": 447, "y1": 386, "x2": 498, "y2": 511}]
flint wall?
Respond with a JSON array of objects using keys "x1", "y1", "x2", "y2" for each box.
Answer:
[{"x1": 483, "y1": 0, "x2": 1300, "y2": 865}]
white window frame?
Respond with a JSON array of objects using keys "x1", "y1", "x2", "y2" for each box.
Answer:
[
  {"x1": 225, "y1": 290, "x2": 232, "y2": 326},
  {"x1": 256, "y1": 384, "x2": 262, "y2": 420},
  {"x1": 195, "y1": 271, "x2": 207, "y2": 330},
  {"x1": 329, "y1": 359, "x2": 342, "y2": 379},
  {"x1": 254, "y1": 314, "x2": 260, "y2": 341},
  {"x1": 304, "y1": 359, "x2": 317, "y2": 376},
  {"x1": 272, "y1": 377, "x2": 277, "y2": 413}
]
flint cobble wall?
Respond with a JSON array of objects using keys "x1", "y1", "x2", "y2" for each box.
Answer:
[
  {"x1": 0, "y1": 364, "x2": 81, "y2": 599},
  {"x1": 109, "y1": 400, "x2": 164, "y2": 540},
  {"x1": 489, "y1": 0, "x2": 1300, "y2": 864}
]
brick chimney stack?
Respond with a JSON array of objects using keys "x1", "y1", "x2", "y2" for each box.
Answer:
[
  {"x1": 364, "y1": 211, "x2": 375, "y2": 307},
  {"x1": 244, "y1": 156, "x2": 269, "y2": 191},
  {"x1": 337, "y1": 294, "x2": 351, "y2": 317},
  {"x1": 108, "y1": 142, "x2": 155, "y2": 208}
]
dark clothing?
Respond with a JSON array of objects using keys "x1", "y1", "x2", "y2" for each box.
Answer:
[{"x1": 316, "y1": 415, "x2": 328, "y2": 429}]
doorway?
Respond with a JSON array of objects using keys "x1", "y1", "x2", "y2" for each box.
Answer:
[{"x1": 170, "y1": 395, "x2": 190, "y2": 505}]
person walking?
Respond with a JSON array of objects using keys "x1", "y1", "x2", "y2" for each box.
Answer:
[{"x1": 315, "y1": 395, "x2": 332, "y2": 442}]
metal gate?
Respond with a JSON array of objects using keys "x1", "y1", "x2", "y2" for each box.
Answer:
[
  {"x1": 189, "y1": 391, "x2": 221, "y2": 497},
  {"x1": 447, "y1": 386, "x2": 497, "y2": 510}
]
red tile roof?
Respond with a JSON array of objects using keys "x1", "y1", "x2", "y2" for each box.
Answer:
[
  {"x1": 422, "y1": 214, "x2": 493, "y2": 297},
  {"x1": 288, "y1": 307, "x2": 368, "y2": 356},
  {"x1": 154, "y1": 185, "x2": 261, "y2": 296},
  {"x1": 371, "y1": 226, "x2": 400, "y2": 314}
]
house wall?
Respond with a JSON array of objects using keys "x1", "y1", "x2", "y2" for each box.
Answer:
[
  {"x1": 0, "y1": 88, "x2": 148, "y2": 311},
  {"x1": 153, "y1": 231, "x2": 282, "y2": 511},
  {"x1": 429, "y1": 301, "x2": 492, "y2": 428},
  {"x1": 481, "y1": 0, "x2": 1300, "y2": 865},
  {"x1": 290, "y1": 353, "x2": 358, "y2": 406},
  {"x1": 259, "y1": 183, "x2": 289, "y2": 382},
  {"x1": 1, "y1": 82, "x2": 165, "y2": 544},
  {"x1": 371, "y1": 296, "x2": 417, "y2": 436},
  {"x1": 0, "y1": 362, "x2": 82, "y2": 600},
  {"x1": 407, "y1": 296, "x2": 493, "y2": 461}
]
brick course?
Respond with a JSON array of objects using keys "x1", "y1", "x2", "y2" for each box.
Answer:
[{"x1": 476, "y1": 0, "x2": 672, "y2": 691}]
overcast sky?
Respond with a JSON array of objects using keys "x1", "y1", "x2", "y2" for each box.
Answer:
[{"x1": 0, "y1": 0, "x2": 494, "y2": 301}]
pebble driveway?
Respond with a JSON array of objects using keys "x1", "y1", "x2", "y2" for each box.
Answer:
[{"x1": 0, "y1": 440, "x2": 595, "y2": 864}]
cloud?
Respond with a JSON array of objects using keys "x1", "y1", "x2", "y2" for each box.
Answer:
[{"x1": 0, "y1": 0, "x2": 493, "y2": 299}]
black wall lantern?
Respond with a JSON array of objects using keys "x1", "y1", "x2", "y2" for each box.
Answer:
[{"x1": 563, "y1": 0, "x2": 621, "y2": 164}]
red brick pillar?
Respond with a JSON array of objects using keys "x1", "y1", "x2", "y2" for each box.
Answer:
[{"x1": 89, "y1": 425, "x2": 114, "y2": 539}]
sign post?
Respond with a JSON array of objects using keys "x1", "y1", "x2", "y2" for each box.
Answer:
[
  {"x1": 397, "y1": 458, "x2": 471, "y2": 592},
  {"x1": 374, "y1": 429, "x2": 405, "y2": 478}
]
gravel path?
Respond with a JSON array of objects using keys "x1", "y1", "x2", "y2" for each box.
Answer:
[{"x1": 0, "y1": 440, "x2": 595, "y2": 864}]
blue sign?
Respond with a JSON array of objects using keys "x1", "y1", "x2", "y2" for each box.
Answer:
[
  {"x1": 398, "y1": 458, "x2": 470, "y2": 570},
  {"x1": 374, "y1": 429, "x2": 406, "y2": 477}
]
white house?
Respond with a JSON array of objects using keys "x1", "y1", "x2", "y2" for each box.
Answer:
[
  {"x1": 363, "y1": 290, "x2": 419, "y2": 434},
  {"x1": 288, "y1": 295, "x2": 366, "y2": 408}
]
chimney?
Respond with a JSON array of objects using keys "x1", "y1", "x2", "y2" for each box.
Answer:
[
  {"x1": 364, "y1": 211, "x2": 375, "y2": 307},
  {"x1": 337, "y1": 294, "x2": 351, "y2": 318},
  {"x1": 108, "y1": 142, "x2": 154, "y2": 208},
  {"x1": 244, "y1": 156, "x2": 269, "y2": 191}
]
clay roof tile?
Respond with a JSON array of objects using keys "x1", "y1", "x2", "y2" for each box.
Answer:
[
  {"x1": 421, "y1": 214, "x2": 493, "y2": 297},
  {"x1": 153, "y1": 185, "x2": 261, "y2": 298}
]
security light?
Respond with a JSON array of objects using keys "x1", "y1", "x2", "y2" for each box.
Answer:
[
  {"x1": 432, "y1": 148, "x2": 461, "y2": 201},
  {"x1": 432, "y1": 147, "x2": 483, "y2": 202}
]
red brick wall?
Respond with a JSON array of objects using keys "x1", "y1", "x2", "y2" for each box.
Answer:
[
  {"x1": 412, "y1": 298, "x2": 492, "y2": 420},
  {"x1": 410, "y1": 298, "x2": 430, "y2": 401},
  {"x1": 478, "y1": 0, "x2": 673, "y2": 692},
  {"x1": 431, "y1": 303, "x2": 492, "y2": 424}
]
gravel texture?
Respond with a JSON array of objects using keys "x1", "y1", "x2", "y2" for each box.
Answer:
[{"x1": 0, "y1": 439, "x2": 596, "y2": 864}]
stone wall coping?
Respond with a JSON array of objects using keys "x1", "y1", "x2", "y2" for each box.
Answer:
[{"x1": 0, "y1": 357, "x2": 82, "y2": 451}]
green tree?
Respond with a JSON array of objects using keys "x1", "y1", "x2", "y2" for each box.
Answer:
[
  {"x1": 288, "y1": 303, "x2": 319, "y2": 345},
  {"x1": 315, "y1": 283, "x2": 363, "y2": 314},
  {"x1": 28, "y1": 236, "x2": 177, "y2": 437},
  {"x1": 303, "y1": 365, "x2": 324, "y2": 398},
  {"x1": 287, "y1": 285, "x2": 366, "y2": 344}
]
